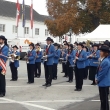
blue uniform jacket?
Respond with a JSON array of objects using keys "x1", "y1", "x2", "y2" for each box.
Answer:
[
  {"x1": 9, "y1": 51, "x2": 20, "y2": 67},
  {"x1": 35, "y1": 51, "x2": 43, "y2": 62},
  {"x1": 68, "y1": 50, "x2": 75, "y2": 66},
  {"x1": 0, "y1": 45, "x2": 9, "y2": 70},
  {"x1": 28, "y1": 50, "x2": 36, "y2": 64},
  {"x1": 95, "y1": 58, "x2": 110, "y2": 87},
  {"x1": 76, "y1": 50, "x2": 87, "y2": 69},
  {"x1": 54, "y1": 49, "x2": 61, "y2": 64},
  {"x1": 46, "y1": 44, "x2": 55, "y2": 65},
  {"x1": 85, "y1": 52, "x2": 90, "y2": 67},
  {"x1": 62, "y1": 49, "x2": 68, "y2": 61},
  {"x1": 89, "y1": 50, "x2": 100, "y2": 67}
]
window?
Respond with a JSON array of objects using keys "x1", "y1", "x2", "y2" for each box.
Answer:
[
  {"x1": 13, "y1": 25, "x2": 17, "y2": 33},
  {"x1": 35, "y1": 28, "x2": 39, "y2": 35},
  {"x1": 45, "y1": 29, "x2": 48, "y2": 36},
  {"x1": 24, "y1": 27, "x2": 29, "y2": 34},
  {"x1": 0, "y1": 24, "x2": 5, "y2": 32}
]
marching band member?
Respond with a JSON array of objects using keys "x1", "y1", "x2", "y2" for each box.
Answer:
[
  {"x1": 42, "y1": 37, "x2": 55, "y2": 87},
  {"x1": 73, "y1": 42, "x2": 78, "y2": 50},
  {"x1": 27, "y1": 43, "x2": 36, "y2": 84},
  {"x1": 63, "y1": 43, "x2": 69, "y2": 77},
  {"x1": 88, "y1": 44, "x2": 100, "y2": 85},
  {"x1": 66, "y1": 44, "x2": 75, "y2": 83},
  {"x1": 74, "y1": 43, "x2": 87, "y2": 91},
  {"x1": 9, "y1": 45, "x2": 20, "y2": 81},
  {"x1": 61, "y1": 45, "x2": 67, "y2": 75},
  {"x1": 83, "y1": 46, "x2": 89, "y2": 80},
  {"x1": 53, "y1": 43, "x2": 61, "y2": 80},
  {"x1": 0, "y1": 35, "x2": 9, "y2": 97},
  {"x1": 95, "y1": 45, "x2": 110, "y2": 110},
  {"x1": 35, "y1": 43, "x2": 42, "y2": 78}
]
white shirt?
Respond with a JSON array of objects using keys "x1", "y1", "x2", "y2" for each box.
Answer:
[
  {"x1": 0, "y1": 44, "x2": 4, "y2": 48},
  {"x1": 47, "y1": 44, "x2": 50, "y2": 48},
  {"x1": 100, "y1": 57, "x2": 105, "y2": 62}
]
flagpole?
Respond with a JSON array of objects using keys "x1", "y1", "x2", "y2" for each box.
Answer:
[
  {"x1": 17, "y1": 26, "x2": 18, "y2": 38},
  {"x1": 32, "y1": 28, "x2": 33, "y2": 38},
  {"x1": 24, "y1": 27, "x2": 25, "y2": 38}
]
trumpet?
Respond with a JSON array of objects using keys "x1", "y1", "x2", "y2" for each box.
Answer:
[
  {"x1": 41, "y1": 50, "x2": 47, "y2": 61},
  {"x1": 36, "y1": 47, "x2": 41, "y2": 52},
  {"x1": 9, "y1": 53, "x2": 20, "y2": 61},
  {"x1": 24, "y1": 53, "x2": 29, "y2": 64}
]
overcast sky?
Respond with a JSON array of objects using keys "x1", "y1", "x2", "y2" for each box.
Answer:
[{"x1": 4, "y1": 0, "x2": 48, "y2": 15}]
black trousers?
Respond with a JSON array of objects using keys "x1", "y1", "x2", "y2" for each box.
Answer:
[
  {"x1": 10, "y1": 63, "x2": 18, "y2": 80},
  {"x1": 99, "y1": 87, "x2": 109, "y2": 110},
  {"x1": 75, "y1": 66, "x2": 84, "y2": 89},
  {"x1": 53, "y1": 63, "x2": 58, "y2": 78},
  {"x1": 35, "y1": 62, "x2": 41, "y2": 77},
  {"x1": 0, "y1": 69, "x2": 6, "y2": 95},
  {"x1": 66, "y1": 61, "x2": 73, "y2": 81},
  {"x1": 65, "y1": 62, "x2": 69, "y2": 77},
  {"x1": 44, "y1": 62, "x2": 53, "y2": 84},
  {"x1": 62, "y1": 63, "x2": 65, "y2": 72},
  {"x1": 83, "y1": 66, "x2": 89, "y2": 79},
  {"x1": 27, "y1": 64, "x2": 35, "y2": 83}
]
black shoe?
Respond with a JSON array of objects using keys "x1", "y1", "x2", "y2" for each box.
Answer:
[
  {"x1": 84, "y1": 78, "x2": 87, "y2": 80},
  {"x1": 0, "y1": 94, "x2": 5, "y2": 97},
  {"x1": 63, "y1": 75, "x2": 66, "y2": 77},
  {"x1": 91, "y1": 83, "x2": 96, "y2": 85},
  {"x1": 30, "y1": 82, "x2": 34, "y2": 84},
  {"x1": 69, "y1": 80, "x2": 73, "y2": 83},
  {"x1": 74, "y1": 89, "x2": 82, "y2": 91},
  {"x1": 37, "y1": 76, "x2": 40, "y2": 78},
  {"x1": 66, "y1": 80, "x2": 70, "y2": 82},
  {"x1": 77, "y1": 89, "x2": 82, "y2": 91},
  {"x1": 53, "y1": 78, "x2": 57, "y2": 80},
  {"x1": 27, "y1": 82, "x2": 31, "y2": 84},
  {"x1": 13, "y1": 79, "x2": 17, "y2": 81},
  {"x1": 42, "y1": 83, "x2": 47, "y2": 86},
  {"x1": 10, "y1": 79, "x2": 14, "y2": 81},
  {"x1": 46, "y1": 84, "x2": 51, "y2": 87},
  {"x1": 74, "y1": 89, "x2": 78, "y2": 91}
]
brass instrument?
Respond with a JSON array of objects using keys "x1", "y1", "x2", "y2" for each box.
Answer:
[
  {"x1": 36, "y1": 47, "x2": 41, "y2": 52},
  {"x1": 86, "y1": 40, "x2": 92, "y2": 48},
  {"x1": 24, "y1": 53, "x2": 29, "y2": 64},
  {"x1": 42, "y1": 50, "x2": 47, "y2": 61},
  {"x1": 9, "y1": 53, "x2": 20, "y2": 62}
]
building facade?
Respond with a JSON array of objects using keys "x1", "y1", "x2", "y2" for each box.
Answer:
[
  {"x1": 0, "y1": 16, "x2": 49, "y2": 39},
  {"x1": 0, "y1": 0, "x2": 58, "y2": 42}
]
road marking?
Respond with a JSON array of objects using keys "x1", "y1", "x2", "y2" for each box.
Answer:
[
  {"x1": 91, "y1": 100, "x2": 101, "y2": 102},
  {"x1": 23, "y1": 100, "x2": 83, "y2": 103},
  {"x1": 6, "y1": 78, "x2": 45, "y2": 79},
  {"x1": 6, "y1": 85, "x2": 96, "y2": 88},
  {"x1": 1, "y1": 98, "x2": 55, "y2": 110}
]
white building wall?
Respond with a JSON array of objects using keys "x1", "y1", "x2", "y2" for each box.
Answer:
[{"x1": 0, "y1": 16, "x2": 53, "y2": 40}]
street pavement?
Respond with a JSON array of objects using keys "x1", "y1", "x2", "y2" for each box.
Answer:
[{"x1": 0, "y1": 61, "x2": 104, "y2": 110}]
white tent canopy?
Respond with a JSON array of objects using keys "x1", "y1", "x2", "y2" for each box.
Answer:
[{"x1": 76, "y1": 24, "x2": 110, "y2": 42}]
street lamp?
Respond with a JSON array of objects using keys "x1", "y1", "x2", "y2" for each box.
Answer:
[{"x1": 69, "y1": 28, "x2": 72, "y2": 43}]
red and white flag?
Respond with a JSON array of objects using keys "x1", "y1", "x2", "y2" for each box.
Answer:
[
  {"x1": 30, "y1": 0, "x2": 33, "y2": 29},
  {"x1": 16, "y1": 0, "x2": 20, "y2": 27},
  {"x1": 0, "y1": 58, "x2": 6, "y2": 75}
]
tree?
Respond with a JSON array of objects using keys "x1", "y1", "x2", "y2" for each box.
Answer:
[{"x1": 45, "y1": 0, "x2": 110, "y2": 37}]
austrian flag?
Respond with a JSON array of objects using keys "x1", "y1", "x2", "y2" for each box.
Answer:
[{"x1": 16, "y1": 0, "x2": 20, "y2": 27}]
